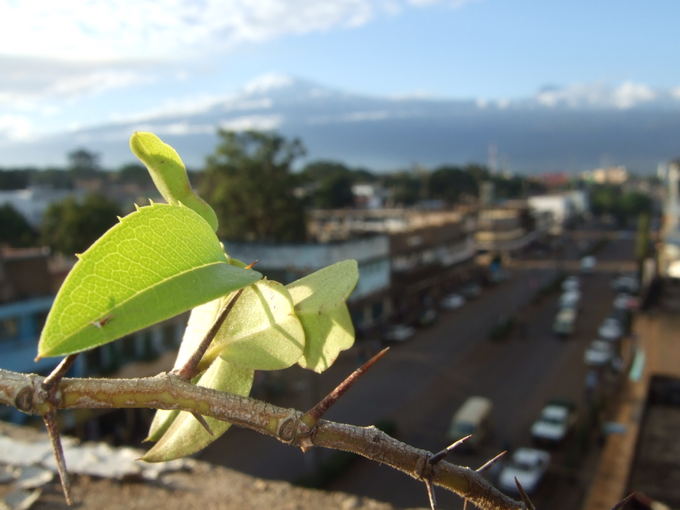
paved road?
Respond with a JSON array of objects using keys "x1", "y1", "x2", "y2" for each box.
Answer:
[
  {"x1": 199, "y1": 233, "x2": 635, "y2": 509},
  {"x1": 327, "y1": 237, "x2": 634, "y2": 509}
]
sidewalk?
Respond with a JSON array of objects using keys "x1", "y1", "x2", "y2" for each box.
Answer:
[{"x1": 582, "y1": 310, "x2": 680, "y2": 510}]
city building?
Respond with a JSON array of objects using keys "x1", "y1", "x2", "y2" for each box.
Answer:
[
  {"x1": 528, "y1": 190, "x2": 588, "y2": 234},
  {"x1": 306, "y1": 208, "x2": 479, "y2": 325},
  {"x1": 474, "y1": 201, "x2": 537, "y2": 257},
  {"x1": 658, "y1": 161, "x2": 680, "y2": 279}
]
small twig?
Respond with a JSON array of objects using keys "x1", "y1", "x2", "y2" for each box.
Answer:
[
  {"x1": 191, "y1": 412, "x2": 214, "y2": 436},
  {"x1": 301, "y1": 347, "x2": 389, "y2": 428},
  {"x1": 42, "y1": 354, "x2": 77, "y2": 389},
  {"x1": 514, "y1": 477, "x2": 536, "y2": 510},
  {"x1": 424, "y1": 479, "x2": 438, "y2": 510},
  {"x1": 476, "y1": 450, "x2": 507, "y2": 473},
  {"x1": 43, "y1": 412, "x2": 72, "y2": 505},
  {"x1": 173, "y1": 288, "x2": 244, "y2": 380},
  {"x1": 429, "y1": 435, "x2": 472, "y2": 466}
]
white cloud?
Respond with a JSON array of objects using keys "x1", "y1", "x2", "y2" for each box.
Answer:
[
  {"x1": 0, "y1": 1, "x2": 479, "y2": 61},
  {"x1": 0, "y1": 115, "x2": 34, "y2": 141},
  {"x1": 535, "y1": 81, "x2": 659, "y2": 110},
  {"x1": 0, "y1": 56, "x2": 154, "y2": 115},
  {"x1": 0, "y1": 1, "x2": 379, "y2": 61},
  {"x1": 219, "y1": 114, "x2": 283, "y2": 131}
]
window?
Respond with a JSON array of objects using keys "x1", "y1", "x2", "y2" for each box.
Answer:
[{"x1": 0, "y1": 317, "x2": 19, "y2": 342}]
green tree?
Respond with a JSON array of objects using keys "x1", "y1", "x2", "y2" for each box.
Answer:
[
  {"x1": 67, "y1": 149, "x2": 100, "y2": 179},
  {"x1": 301, "y1": 160, "x2": 355, "y2": 209},
  {"x1": 40, "y1": 193, "x2": 121, "y2": 255},
  {"x1": 200, "y1": 130, "x2": 307, "y2": 242},
  {"x1": 428, "y1": 166, "x2": 478, "y2": 204},
  {"x1": 116, "y1": 163, "x2": 151, "y2": 187},
  {"x1": 0, "y1": 204, "x2": 37, "y2": 246}
]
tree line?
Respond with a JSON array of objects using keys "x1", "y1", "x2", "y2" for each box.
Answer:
[{"x1": 0, "y1": 129, "x2": 653, "y2": 255}]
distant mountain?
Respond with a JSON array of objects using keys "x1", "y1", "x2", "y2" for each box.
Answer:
[{"x1": 3, "y1": 74, "x2": 680, "y2": 174}]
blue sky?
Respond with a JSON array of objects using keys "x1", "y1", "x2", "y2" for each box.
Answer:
[{"x1": 1, "y1": 0, "x2": 680, "y2": 143}]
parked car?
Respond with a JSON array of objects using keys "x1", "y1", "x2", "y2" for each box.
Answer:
[
  {"x1": 530, "y1": 401, "x2": 576, "y2": 445},
  {"x1": 498, "y1": 448, "x2": 551, "y2": 494},
  {"x1": 553, "y1": 307, "x2": 577, "y2": 337},
  {"x1": 580, "y1": 256, "x2": 597, "y2": 273},
  {"x1": 612, "y1": 275, "x2": 639, "y2": 294},
  {"x1": 440, "y1": 293, "x2": 465, "y2": 311},
  {"x1": 613, "y1": 293, "x2": 638, "y2": 312},
  {"x1": 584, "y1": 339, "x2": 614, "y2": 367},
  {"x1": 416, "y1": 308, "x2": 438, "y2": 327},
  {"x1": 383, "y1": 324, "x2": 415, "y2": 343},
  {"x1": 561, "y1": 276, "x2": 580, "y2": 292},
  {"x1": 598, "y1": 317, "x2": 623, "y2": 341},
  {"x1": 447, "y1": 396, "x2": 493, "y2": 451},
  {"x1": 559, "y1": 290, "x2": 581, "y2": 308},
  {"x1": 460, "y1": 282, "x2": 482, "y2": 299}
]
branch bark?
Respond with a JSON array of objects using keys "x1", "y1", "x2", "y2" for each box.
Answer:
[{"x1": 0, "y1": 368, "x2": 524, "y2": 510}]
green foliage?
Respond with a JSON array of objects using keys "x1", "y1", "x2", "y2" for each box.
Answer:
[
  {"x1": 385, "y1": 171, "x2": 424, "y2": 206},
  {"x1": 202, "y1": 280, "x2": 306, "y2": 371},
  {"x1": 0, "y1": 204, "x2": 37, "y2": 247},
  {"x1": 200, "y1": 130, "x2": 307, "y2": 242},
  {"x1": 37, "y1": 203, "x2": 262, "y2": 358},
  {"x1": 0, "y1": 169, "x2": 33, "y2": 190},
  {"x1": 143, "y1": 358, "x2": 254, "y2": 461},
  {"x1": 34, "y1": 132, "x2": 359, "y2": 463},
  {"x1": 67, "y1": 148, "x2": 100, "y2": 178},
  {"x1": 300, "y1": 160, "x2": 358, "y2": 209},
  {"x1": 116, "y1": 163, "x2": 151, "y2": 187},
  {"x1": 287, "y1": 260, "x2": 358, "y2": 373},
  {"x1": 130, "y1": 132, "x2": 218, "y2": 231},
  {"x1": 428, "y1": 166, "x2": 478, "y2": 204},
  {"x1": 635, "y1": 213, "x2": 651, "y2": 261},
  {"x1": 590, "y1": 184, "x2": 653, "y2": 225},
  {"x1": 40, "y1": 193, "x2": 121, "y2": 255}
]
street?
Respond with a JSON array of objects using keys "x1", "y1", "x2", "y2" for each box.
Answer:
[{"x1": 200, "y1": 232, "x2": 636, "y2": 510}]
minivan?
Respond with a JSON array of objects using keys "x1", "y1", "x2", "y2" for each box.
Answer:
[{"x1": 447, "y1": 396, "x2": 493, "y2": 450}]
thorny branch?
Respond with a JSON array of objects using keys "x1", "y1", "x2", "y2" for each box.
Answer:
[{"x1": 0, "y1": 368, "x2": 525, "y2": 510}]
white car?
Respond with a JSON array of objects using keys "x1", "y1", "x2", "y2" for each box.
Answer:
[
  {"x1": 498, "y1": 448, "x2": 550, "y2": 494},
  {"x1": 612, "y1": 275, "x2": 639, "y2": 294},
  {"x1": 383, "y1": 324, "x2": 415, "y2": 343},
  {"x1": 559, "y1": 290, "x2": 581, "y2": 308},
  {"x1": 531, "y1": 403, "x2": 575, "y2": 444},
  {"x1": 561, "y1": 276, "x2": 580, "y2": 292},
  {"x1": 613, "y1": 293, "x2": 638, "y2": 311},
  {"x1": 580, "y1": 256, "x2": 597, "y2": 273},
  {"x1": 584, "y1": 340, "x2": 614, "y2": 366},
  {"x1": 553, "y1": 307, "x2": 577, "y2": 336},
  {"x1": 598, "y1": 317, "x2": 623, "y2": 341},
  {"x1": 440, "y1": 293, "x2": 465, "y2": 310}
]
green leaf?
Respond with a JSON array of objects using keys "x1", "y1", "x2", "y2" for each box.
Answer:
[
  {"x1": 142, "y1": 358, "x2": 254, "y2": 462},
  {"x1": 130, "y1": 132, "x2": 219, "y2": 231},
  {"x1": 37, "y1": 203, "x2": 261, "y2": 358},
  {"x1": 287, "y1": 260, "x2": 359, "y2": 373},
  {"x1": 200, "y1": 280, "x2": 305, "y2": 371}
]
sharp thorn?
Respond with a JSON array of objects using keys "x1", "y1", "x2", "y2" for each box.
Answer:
[
  {"x1": 476, "y1": 450, "x2": 507, "y2": 473},
  {"x1": 44, "y1": 412, "x2": 73, "y2": 505},
  {"x1": 514, "y1": 477, "x2": 536, "y2": 510},
  {"x1": 302, "y1": 347, "x2": 390, "y2": 427},
  {"x1": 424, "y1": 479, "x2": 437, "y2": 510},
  {"x1": 462, "y1": 500, "x2": 469, "y2": 510},
  {"x1": 429, "y1": 434, "x2": 473, "y2": 465},
  {"x1": 191, "y1": 412, "x2": 214, "y2": 436}
]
